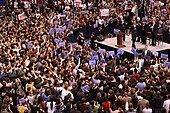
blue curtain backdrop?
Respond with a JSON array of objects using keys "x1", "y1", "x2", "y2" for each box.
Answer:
[{"x1": 0, "y1": 0, "x2": 6, "y2": 6}]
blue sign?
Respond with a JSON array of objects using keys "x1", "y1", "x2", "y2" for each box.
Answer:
[
  {"x1": 164, "y1": 62, "x2": 170, "y2": 67},
  {"x1": 92, "y1": 50, "x2": 97, "y2": 55},
  {"x1": 161, "y1": 54, "x2": 168, "y2": 59},
  {"x1": 98, "y1": 49, "x2": 106, "y2": 53},
  {"x1": 59, "y1": 42, "x2": 66, "y2": 47},
  {"x1": 108, "y1": 51, "x2": 115, "y2": 56},
  {"x1": 117, "y1": 48, "x2": 124, "y2": 55},
  {"x1": 89, "y1": 60, "x2": 96, "y2": 66},
  {"x1": 72, "y1": 43, "x2": 76, "y2": 49},
  {"x1": 152, "y1": 51, "x2": 159, "y2": 57},
  {"x1": 113, "y1": 29, "x2": 120, "y2": 35},
  {"x1": 92, "y1": 55, "x2": 99, "y2": 60},
  {"x1": 49, "y1": 28, "x2": 54, "y2": 35}
]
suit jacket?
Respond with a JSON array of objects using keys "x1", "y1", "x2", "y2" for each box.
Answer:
[
  {"x1": 137, "y1": 99, "x2": 149, "y2": 113},
  {"x1": 142, "y1": 49, "x2": 151, "y2": 59}
]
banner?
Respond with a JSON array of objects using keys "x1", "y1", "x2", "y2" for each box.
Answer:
[
  {"x1": 89, "y1": 60, "x2": 96, "y2": 66},
  {"x1": 74, "y1": 0, "x2": 82, "y2": 7},
  {"x1": 18, "y1": 13, "x2": 27, "y2": 20},
  {"x1": 0, "y1": 0, "x2": 6, "y2": 6},
  {"x1": 100, "y1": 9, "x2": 109, "y2": 16}
]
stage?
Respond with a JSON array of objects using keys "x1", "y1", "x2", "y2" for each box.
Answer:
[
  {"x1": 94, "y1": 34, "x2": 170, "y2": 60},
  {"x1": 95, "y1": 34, "x2": 170, "y2": 53}
]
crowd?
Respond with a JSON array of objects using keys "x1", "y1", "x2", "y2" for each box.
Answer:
[{"x1": 0, "y1": 0, "x2": 170, "y2": 113}]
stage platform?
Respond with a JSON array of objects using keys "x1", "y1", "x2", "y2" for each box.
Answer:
[{"x1": 95, "y1": 35, "x2": 170, "y2": 53}]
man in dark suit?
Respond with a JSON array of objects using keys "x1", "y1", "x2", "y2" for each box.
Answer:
[
  {"x1": 131, "y1": 20, "x2": 137, "y2": 48},
  {"x1": 142, "y1": 45, "x2": 152, "y2": 69},
  {"x1": 142, "y1": 45, "x2": 152, "y2": 59},
  {"x1": 151, "y1": 20, "x2": 158, "y2": 46}
]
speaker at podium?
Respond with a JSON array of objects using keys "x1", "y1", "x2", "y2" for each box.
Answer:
[{"x1": 114, "y1": 29, "x2": 126, "y2": 48}]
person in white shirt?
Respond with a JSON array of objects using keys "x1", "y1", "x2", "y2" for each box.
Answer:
[
  {"x1": 143, "y1": 103, "x2": 152, "y2": 113},
  {"x1": 46, "y1": 96, "x2": 56, "y2": 113},
  {"x1": 61, "y1": 83, "x2": 74, "y2": 100},
  {"x1": 163, "y1": 95, "x2": 170, "y2": 113}
]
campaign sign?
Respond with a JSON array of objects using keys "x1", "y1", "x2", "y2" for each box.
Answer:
[
  {"x1": 164, "y1": 62, "x2": 170, "y2": 68},
  {"x1": 98, "y1": 49, "x2": 106, "y2": 53},
  {"x1": 59, "y1": 42, "x2": 65, "y2": 47},
  {"x1": 74, "y1": 0, "x2": 82, "y2": 7},
  {"x1": 161, "y1": 54, "x2": 168, "y2": 59},
  {"x1": 89, "y1": 60, "x2": 96, "y2": 66},
  {"x1": 92, "y1": 55, "x2": 99, "y2": 60},
  {"x1": 92, "y1": 50, "x2": 97, "y2": 55},
  {"x1": 100, "y1": 58, "x2": 105, "y2": 63},
  {"x1": 108, "y1": 51, "x2": 115, "y2": 56},
  {"x1": 117, "y1": 48, "x2": 124, "y2": 55},
  {"x1": 18, "y1": 13, "x2": 27, "y2": 20},
  {"x1": 49, "y1": 28, "x2": 54, "y2": 35},
  {"x1": 72, "y1": 43, "x2": 76, "y2": 49},
  {"x1": 152, "y1": 51, "x2": 159, "y2": 57},
  {"x1": 113, "y1": 29, "x2": 120, "y2": 35},
  {"x1": 100, "y1": 9, "x2": 109, "y2": 16}
]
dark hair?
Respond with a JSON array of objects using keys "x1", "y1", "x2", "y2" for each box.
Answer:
[{"x1": 50, "y1": 96, "x2": 54, "y2": 110}]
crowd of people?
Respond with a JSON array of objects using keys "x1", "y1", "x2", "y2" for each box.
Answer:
[{"x1": 0, "y1": 0, "x2": 170, "y2": 113}]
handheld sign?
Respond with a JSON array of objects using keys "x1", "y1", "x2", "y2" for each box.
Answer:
[
  {"x1": 152, "y1": 51, "x2": 159, "y2": 57},
  {"x1": 161, "y1": 54, "x2": 168, "y2": 59},
  {"x1": 72, "y1": 43, "x2": 77, "y2": 49},
  {"x1": 164, "y1": 62, "x2": 170, "y2": 68},
  {"x1": 92, "y1": 55, "x2": 99, "y2": 60},
  {"x1": 100, "y1": 58, "x2": 105, "y2": 63},
  {"x1": 131, "y1": 48, "x2": 138, "y2": 57},
  {"x1": 98, "y1": 49, "x2": 106, "y2": 54},
  {"x1": 100, "y1": 9, "x2": 109, "y2": 16},
  {"x1": 59, "y1": 42, "x2": 66, "y2": 47},
  {"x1": 117, "y1": 48, "x2": 124, "y2": 55},
  {"x1": 92, "y1": 50, "x2": 97, "y2": 55},
  {"x1": 89, "y1": 60, "x2": 96, "y2": 66},
  {"x1": 108, "y1": 51, "x2": 115, "y2": 56},
  {"x1": 49, "y1": 28, "x2": 54, "y2": 35},
  {"x1": 54, "y1": 38, "x2": 60, "y2": 43},
  {"x1": 113, "y1": 29, "x2": 120, "y2": 35}
]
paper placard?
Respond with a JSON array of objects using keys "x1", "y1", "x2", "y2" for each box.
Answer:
[
  {"x1": 72, "y1": 43, "x2": 76, "y2": 49},
  {"x1": 92, "y1": 55, "x2": 99, "y2": 60},
  {"x1": 74, "y1": 0, "x2": 82, "y2": 7},
  {"x1": 100, "y1": 58, "x2": 105, "y2": 63},
  {"x1": 113, "y1": 29, "x2": 120, "y2": 35},
  {"x1": 54, "y1": 38, "x2": 60, "y2": 43},
  {"x1": 117, "y1": 48, "x2": 124, "y2": 55},
  {"x1": 98, "y1": 49, "x2": 106, "y2": 53},
  {"x1": 89, "y1": 60, "x2": 96, "y2": 66},
  {"x1": 92, "y1": 50, "x2": 97, "y2": 55},
  {"x1": 152, "y1": 51, "x2": 159, "y2": 57},
  {"x1": 84, "y1": 40, "x2": 89, "y2": 46},
  {"x1": 18, "y1": 13, "x2": 27, "y2": 20},
  {"x1": 100, "y1": 9, "x2": 109, "y2": 16},
  {"x1": 49, "y1": 28, "x2": 54, "y2": 35},
  {"x1": 164, "y1": 62, "x2": 170, "y2": 67},
  {"x1": 59, "y1": 42, "x2": 66, "y2": 47},
  {"x1": 161, "y1": 54, "x2": 168, "y2": 59},
  {"x1": 108, "y1": 51, "x2": 115, "y2": 56}
]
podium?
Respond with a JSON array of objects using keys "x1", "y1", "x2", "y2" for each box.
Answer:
[{"x1": 115, "y1": 31, "x2": 126, "y2": 48}]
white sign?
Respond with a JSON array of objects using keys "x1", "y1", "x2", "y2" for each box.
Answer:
[
  {"x1": 18, "y1": 13, "x2": 27, "y2": 20},
  {"x1": 100, "y1": 9, "x2": 109, "y2": 16},
  {"x1": 74, "y1": 0, "x2": 82, "y2": 7}
]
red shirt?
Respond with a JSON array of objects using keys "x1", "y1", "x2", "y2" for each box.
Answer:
[
  {"x1": 132, "y1": 73, "x2": 140, "y2": 80},
  {"x1": 102, "y1": 101, "x2": 112, "y2": 111}
]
